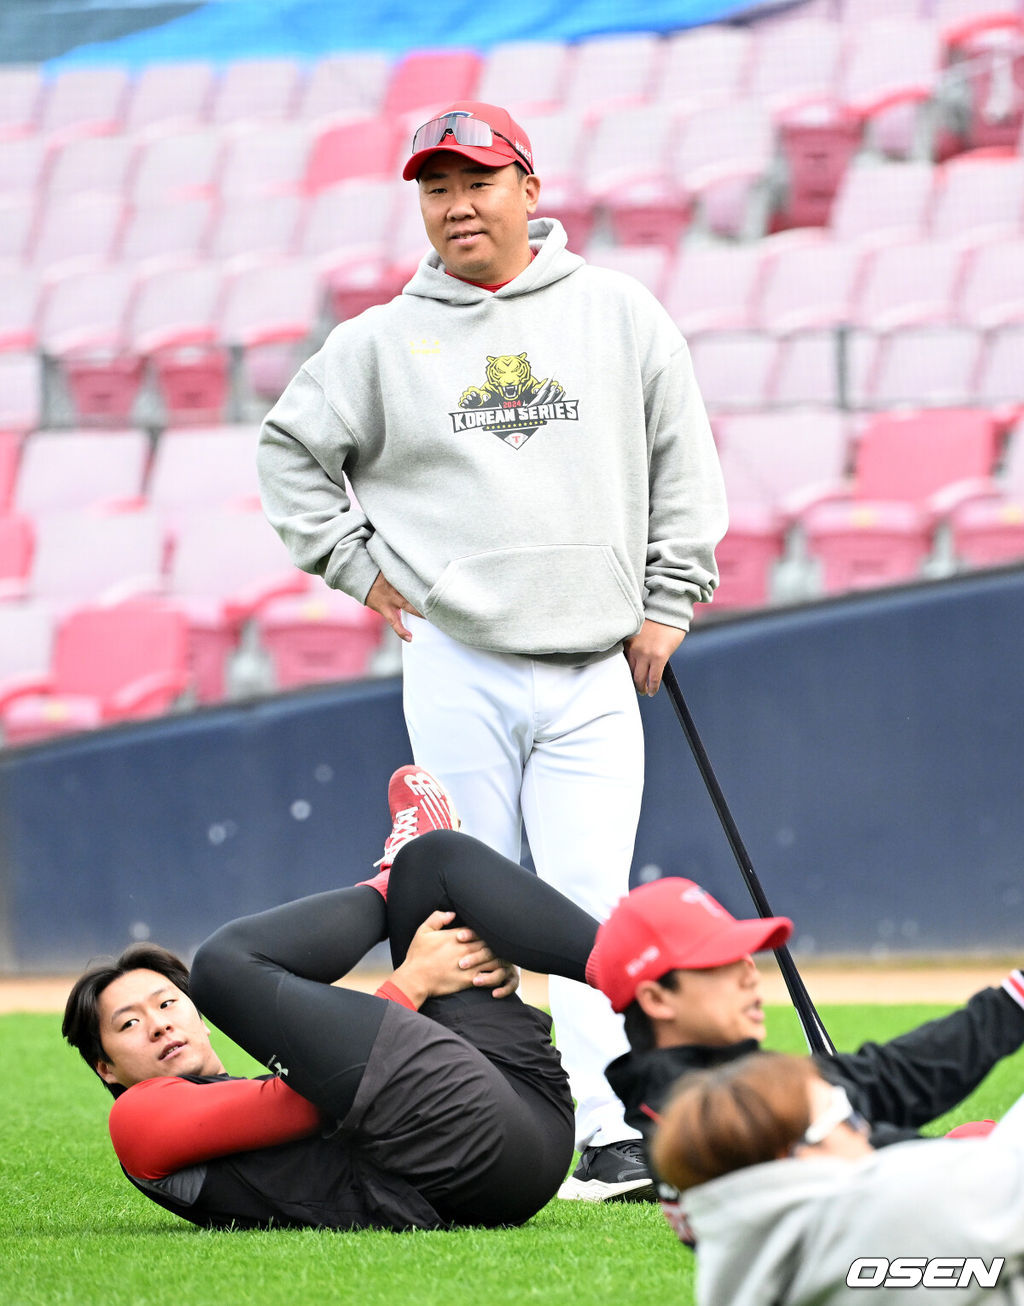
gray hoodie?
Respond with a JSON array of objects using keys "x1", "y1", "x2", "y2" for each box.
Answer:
[
  {"x1": 682, "y1": 1102, "x2": 1024, "y2": 1305},
  {"x1": 258, "y1": 219, "x2": 727, "y2": 656}
]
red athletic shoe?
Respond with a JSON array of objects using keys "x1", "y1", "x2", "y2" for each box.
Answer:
[{"x1": 375, "y1": 765, "x2": 460, "y2": 872}]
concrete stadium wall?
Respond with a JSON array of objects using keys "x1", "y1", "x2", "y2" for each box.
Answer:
[{"x1": 1, "y1": 566, "x2": 1022, "y2": 972}]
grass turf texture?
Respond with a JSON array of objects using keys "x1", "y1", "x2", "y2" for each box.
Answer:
[{"x1": 6, "y1": 1001, "x2": 1023, "y2": 1306}]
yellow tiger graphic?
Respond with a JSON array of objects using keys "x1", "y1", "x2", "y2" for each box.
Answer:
[{"x1": 460, "y1": 353, "x2": 564, "y2": 409}]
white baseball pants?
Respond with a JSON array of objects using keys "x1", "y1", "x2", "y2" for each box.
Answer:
[{"x1": 401, "y1": 614, "x2": 644, "y2": 1149}]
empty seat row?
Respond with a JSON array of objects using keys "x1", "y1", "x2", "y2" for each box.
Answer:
[
  {"x1": 710, "y1": 406, "x2": 1024, "y2": 608},
  {"x1": 690, "y1": 321, "x2": 1024, "y2": 411},
  {"x1": 0, "y1": 502, "x2": 384, "y2": 714},
  {"x1": 2, "y1": 115, "x2": 411, "y2": 205},
  {"x1": 592, "y1": 228, "x2": 1024, "y2": 333},
  {"x1": 0, "y1": 424, "x2": 261, "y2": 522},
  {"x1": 3, "y1": 10, "x2": 1017, "y2": 139}
]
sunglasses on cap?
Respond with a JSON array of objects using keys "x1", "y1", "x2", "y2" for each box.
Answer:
[
  {"x1": 791, "y1": 1084, "x2": 869, "y2": 1153},
  {"x1": 410, "y1": 110, "x2": 533, "y2": 171}
]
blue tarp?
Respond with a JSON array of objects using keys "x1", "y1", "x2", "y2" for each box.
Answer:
[{"x1": 48, "y1": 0, "x2": 788, "y2": 68}]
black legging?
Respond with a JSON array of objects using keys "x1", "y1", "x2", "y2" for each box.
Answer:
[{"x1": 189, "y1": 829, "x2": 599, "y2": 1121}]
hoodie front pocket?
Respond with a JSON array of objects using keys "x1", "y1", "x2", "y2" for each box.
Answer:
[{"x1": 422, "y1": 544, "x2": 643, "y2": 654}]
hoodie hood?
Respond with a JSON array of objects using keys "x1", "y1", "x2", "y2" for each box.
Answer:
[
  {"x1": 402, "y1": 218, "x2": 584, "y2": 304},
  {"x1": 684, "y1": 1157, "x2": 861, "y2": 1306},
  {"x1": 684, "y1": 1136, "x2": 1024, "y2": 1305}
]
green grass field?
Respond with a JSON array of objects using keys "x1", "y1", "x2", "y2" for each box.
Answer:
[{"x1": 6, "y1": 1001, "x2": 1023, "y2": 1306}]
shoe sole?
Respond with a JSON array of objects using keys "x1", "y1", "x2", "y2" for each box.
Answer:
[{"x1": 556, "y1": 1176, "x2": 658, "y2": 1203}]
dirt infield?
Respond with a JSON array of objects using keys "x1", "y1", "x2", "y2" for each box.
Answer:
[{"x1": 2, "y1": 959, "x2": 1018, "y2": 1014}]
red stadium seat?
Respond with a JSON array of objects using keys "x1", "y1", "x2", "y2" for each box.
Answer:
[
  {"x1": 13, "y1": 429, "x2": 149, "y2": 518},
  {"x1": 36, "y1": 267, "x2": 143, "y2": 422},
  {"x1": 0, "y1": 511, "x2": 33, "y2": 584},
  {"x1": 303, "y1": 115, "x2": 403, "y2": 192},
  {"x1": 587, "y1": 103, "x2": 693, "y2": 247},
  {"x1": 0, "y1": 268, "x2": 41, "y2": 352},
  {"x1": 207, "y1": 57, "x2": 303, "y2": 124},
  {"x1": 957, "y1": 237, "x2": 1024, "y2": 326},
  {"x1": 38, "y1": 65, "x2": 130, "y2": 135},
  {"x1": 688, "y1": 333, "x2": 781, "y2": 411},
  {"x1": 165, "y1": 506, "x2": 309, "y2": 702},
  {"x1": 117, "y1": 196, "x2": 214, "y2": 265},
  {"x1": 948, "y1": 418, "x2": 1024, "y2": 566},
  {"x1": 802, "y1": 498, "x2": 934, "y2": 593},
  {"x1": 859, "y1": 325, "x2": 985, "y2": 408},
  {"x1": 146, "y1": 425, "x2": 262, "y2": 535},
  {"x1": 218, "y1": 122, "x2": 318, "y2": 198},
  {"x1": 20, "y1": 506, "x2": 166, "y2": 610},
  {"x1": 383, "y1": 50, "x2": 481, "y2": 117},
  {"x1": 0, "y1": 65, "x2": 43, "y2": 136},
  {"x1": 0, "y1": 194, "x2": 36, "y2": 264},
  {"x1": 773, "y1": 98, "x2": 863, "y2": 229},
  {"x1": 130, "y1": 127, "x2": 224, "y2": 203},
  {"x1": 663, "y1": 240, "x2": 772, "y2": 334},
  {"x1": 0, "y1": 432, "x2": 23, "y2": 512},
  {"x1": 747, "y1": 18, "x2": 844, "y2": 110},
  {"x1": 298, "y1": 52, "x2": 392, "y2": 120},
  {"x1": 4, "y1": 134, "x2": 52, "y2": 198},
  {"x1": 562, "y1": 32, "x2": 662, "y2": 111},
  {"x1": 526, "y1": 107, "x2": 593, "y2": 249},
  {"x1": 828, "y1": 159, "x2": 934, "y2": 243},
  {"x1": 123, "y1": 61, "x2": 215, "y2": 132},
  {"x1": 715, "y1": 408, "x2": 852, "y2": 521},
  {"x1": 949, "y1": 497, "x2": 1024, "y2": 567},
  {"x1": 45, "y1": 133, "x2": 137, "y2": 200},
  {"x1": 974, "y1": 323, "x2": 1024, "y2": 408},
  {"x1": 206, "y1": 193, "x2": 303, "y2": 261},
  {"x1": 129, "y1": 260, "x2": 224, "y2": 353},
  {"x1": 27, "y1": 192, "x2": 123, "y2": 272},
  {"x1": 840, "y1": 19, "x2": 945, "y2": 158},
  {"x1": 0, "y1": 601, "x2": 191, "y2": 746},
  {"x1": 0, "y1": 352, "x2": 43, "y2": 433},
  {"x1": 653, "y1": 25, "x2": 753, "y2": 111},
  {"x1": 799, "y1": 407, "x2": 1000, "y2": 593},
  {"x1": 476, "y1": 41, "x2": 570, "y2": 115},
  {"x1": 852, "y1": 239, "x2": 969, "y2": 329},
  {"x1": 928, "y1": 153, "x2": 1024, "y2": 240},
  {"x1": 0, "y1": 600, "x2": 53, "y2": 686},
  {"x1": 670, "y1": 99, "x2": 777, "y2": 239},
  {"x1": 755, "y1": 237, "x2": 863, "y2": 332},
  {"x1": 711, "y1": 503, "x2": 786, "y2": 609},
  {"x1": 217, "y1": 257, "x2": 322, "y2": 411},
  {"x1": 584, "y1": 244, "x2": 673, "y2": 299},
  {"x1": 256, "y1": 589, "x2": 385, "y2": 689}
]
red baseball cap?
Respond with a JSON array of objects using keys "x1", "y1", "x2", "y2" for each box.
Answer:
[
  {"x1": 402, "y1": 101, "x2": 534, "y2": 180},
  {"x1": 588, "y1": 878, "x2": 793, "y2": 1013}
]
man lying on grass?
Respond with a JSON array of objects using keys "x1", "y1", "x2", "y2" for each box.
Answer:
[
  {"x1": 63, "y1": 767, "x2": 606, "y2": 1232},
  {"x1": 586, "y1": 878, "x2": 1024, "y2": 1219}
]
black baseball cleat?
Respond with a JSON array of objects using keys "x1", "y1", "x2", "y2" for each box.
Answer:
[{"x1": 556, "y1": 1139, "x2": 658, "y2": 1203}]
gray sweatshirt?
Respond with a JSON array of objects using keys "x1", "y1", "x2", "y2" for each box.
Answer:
[
  {"x1": 258, "y1": 218, "x2": 727, "y2": 656},
  {"x1": 682, "y1": 1100, "x2": 1024, "y2": 1304}
]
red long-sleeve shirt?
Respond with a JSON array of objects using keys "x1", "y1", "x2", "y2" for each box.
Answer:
[
  {"x1": 109, "y1": 1074, "x2": 325, "y2": 1180},
  {"x1": 108, "y1": 982, "x2": 415, "y2": 1180}
]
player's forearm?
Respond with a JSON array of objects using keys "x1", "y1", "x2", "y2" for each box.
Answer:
[{"x1": 109, "y1": 1075, "x2": 325, "y2": 1181}]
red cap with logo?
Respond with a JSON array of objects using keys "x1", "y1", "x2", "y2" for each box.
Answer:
[
  {"x1": 587, "y1": 877, "x2": 793, "y2": 1013},
  {"x1": 403, "y1": 101, "x2": 535, "y2": 180}
]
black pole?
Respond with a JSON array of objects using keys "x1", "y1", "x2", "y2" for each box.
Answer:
[{"x1": 661, "y1": 662, "x2": 835, "y2": 1057}]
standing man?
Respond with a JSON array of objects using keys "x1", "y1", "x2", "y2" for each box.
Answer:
[{"x1": 258, "y1": 101, "x2": 728, "y2": 1199}]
